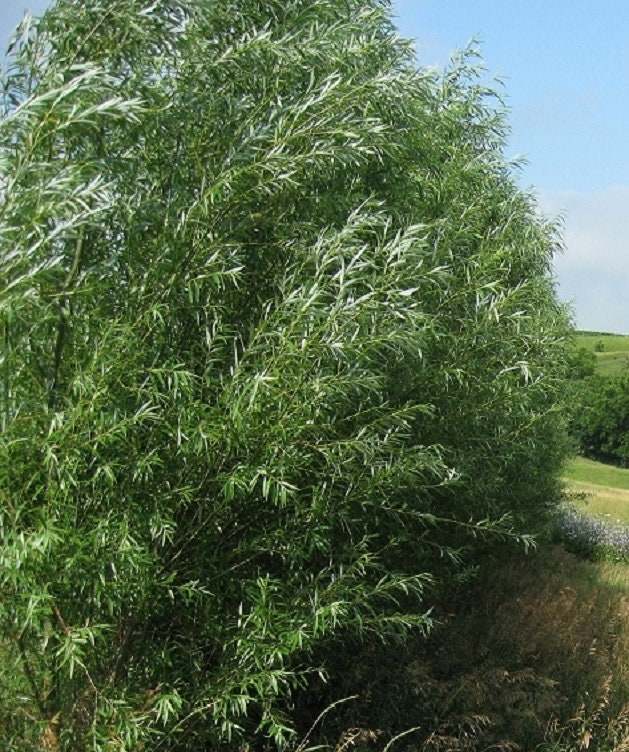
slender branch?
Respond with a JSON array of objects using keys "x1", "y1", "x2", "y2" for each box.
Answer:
[
  {"x1": 48, "y1": 228, "x2": 85, "y2": 409},
  {"x1": 2, "y1": 317, "x2": 9, "y2": 434},
  {"x1": 51, "y1": 602, "x2": 100, "y2": 696},
  {"x1": 17, "y1": 635, "x2": 48, "y2": 718}
]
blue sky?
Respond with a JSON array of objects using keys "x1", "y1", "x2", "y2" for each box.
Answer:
[
  {"x1": 394, "y1": 0, "x2": 629, "y2": 194},
  {"x1": 0, "y1": 1, "x2": 49, "y2": 44},
  {"x1": 394, "y1": 0, "x2": 629, "y2": 335},
  {"x1": 2, "y1": 1, "x2": 628, "y2": 334}
]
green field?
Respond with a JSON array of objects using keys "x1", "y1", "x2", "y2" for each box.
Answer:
[
  {"x1": 576, "y1": 331, "x2": 629, "y2": 376},
  {"x1": 563, "y1": 455, "x2": 629, "y2": 523}
]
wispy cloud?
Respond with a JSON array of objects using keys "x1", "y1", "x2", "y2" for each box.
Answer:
[{"x1": 539, "y1": 186, "x2": 629, "y2": 334}]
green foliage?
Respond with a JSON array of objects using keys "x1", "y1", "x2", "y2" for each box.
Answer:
[
  {"x1": 566, "y1": 334, "x2": 629, "y2": 468},
  {"x1": 570, "y1": 374, "x2": 629, "y2": 467},
  {"x1": 0, "y1": 1, "x2": 571, "y2": 748},
  {"x1": 566, "y1": 344, "x2": 597, "y2": 380}
]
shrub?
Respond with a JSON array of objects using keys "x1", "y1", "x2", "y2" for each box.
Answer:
[
  {"x1": 570, "y1": 375, "x2": 629, "y2": 466},
  {"x1": 0, "y1": 1, "x2": 571, "y2": 747}
]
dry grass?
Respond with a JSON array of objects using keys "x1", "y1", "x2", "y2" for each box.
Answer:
[
  {"x1": 565, "y1": 480, "x2": 629, "y2": 524},
  {"x1": 297, "y1": 546, "x2": 629, "y2": 751}
]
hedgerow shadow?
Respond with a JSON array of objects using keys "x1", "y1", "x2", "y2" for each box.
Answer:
[{"x1": 294, "y1": 545, "x2": 629, "y2": 751}]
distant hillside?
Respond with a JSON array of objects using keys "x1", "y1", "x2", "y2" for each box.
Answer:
[{"x1": 576, "y1": 331, "x2": 629, "y2": 376}]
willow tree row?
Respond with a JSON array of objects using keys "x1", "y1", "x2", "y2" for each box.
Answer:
[{"x1": 0, "y1": 1, "x2": 571, "y2": 748}]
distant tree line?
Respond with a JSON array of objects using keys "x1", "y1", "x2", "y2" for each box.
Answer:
[{"x1": 568, "y1": 346, "x2": 629, "y2": 466}]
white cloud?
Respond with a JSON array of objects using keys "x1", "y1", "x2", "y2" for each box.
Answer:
[{"x1": 537, "y1": 185, "x2": 629, "y2": 334}]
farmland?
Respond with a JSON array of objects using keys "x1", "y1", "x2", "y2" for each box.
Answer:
[{"x1": 576, "y1": 331, "x2": 629, "y2": 375}]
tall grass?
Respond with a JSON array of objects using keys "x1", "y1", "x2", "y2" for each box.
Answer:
[
  {"x1": 563, "y1": 456, "x2": 629, "y2": 526},
  {"x1": 294, "y1": 546, "x2": 629, "y2": 751}
]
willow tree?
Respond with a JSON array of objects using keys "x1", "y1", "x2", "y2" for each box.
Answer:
[{"x1": 0, "y1": 1, "x2": 571, "y2": 748}]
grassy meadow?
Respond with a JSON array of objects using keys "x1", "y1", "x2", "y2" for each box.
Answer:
[
  {"x1": 577, "y1": 331, "x2": 629, "y2": 375},
  {"x1": 564, "y1": 456, "x2": 629, "y2": 523}
]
